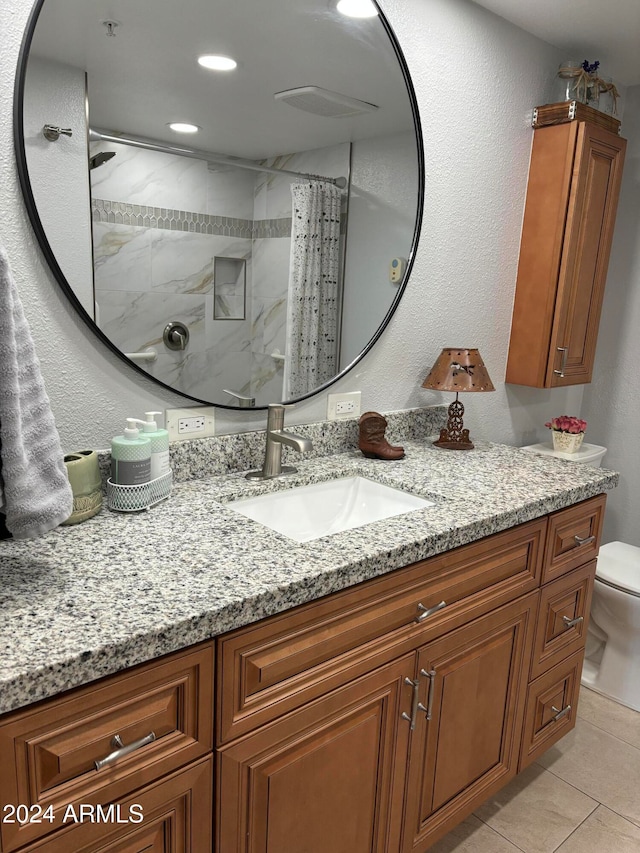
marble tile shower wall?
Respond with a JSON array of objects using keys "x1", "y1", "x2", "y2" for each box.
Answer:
[{"x1": 90, "y1": 140, "x2": 350, "y2": 403}]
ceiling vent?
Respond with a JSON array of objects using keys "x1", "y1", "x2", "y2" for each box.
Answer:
[{"x1": 273, "y1": 86, "x2": 379, "y2": 118}]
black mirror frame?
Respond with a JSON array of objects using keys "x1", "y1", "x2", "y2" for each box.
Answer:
[{"x1": 13, "y1": 0, "x2": 424, "y2": 410}]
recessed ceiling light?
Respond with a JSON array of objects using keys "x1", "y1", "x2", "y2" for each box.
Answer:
[
  {"x1": 336, "y1": 0, "x2": 378, "y2": 18},
  {"x1": 167, "y1": 122, "x2": 200, "y2": 134},
  {"x1": 197, "y1": 54, "x2": 237, "y2": 71}
]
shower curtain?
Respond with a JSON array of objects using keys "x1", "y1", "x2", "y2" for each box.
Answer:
[{"x1": 284, "y1": 180, "x2": 342, "y2": 399}]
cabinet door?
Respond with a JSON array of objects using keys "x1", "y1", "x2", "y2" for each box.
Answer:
[
  {"x1": 549, "y1": 122, "x2": 626, "y2": 386},
  {"x1": 402, "y1": 594, "x2": 537, "y2": 853},
  {"x1": 217, "y1": 655, "x2": 415, "y2": 853},
  {"x1": 506, "y1": 120, "x2": 626, "y2": 388}
]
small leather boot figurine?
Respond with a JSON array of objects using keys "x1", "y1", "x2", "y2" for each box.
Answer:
[{"x1": 358, "y1": 412, "x2": 405, "y2": 460}]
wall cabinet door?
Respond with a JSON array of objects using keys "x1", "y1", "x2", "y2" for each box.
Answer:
[
  {"x1": 506, "y1": 120, "x2": 626, "y2": 388},
  {"x1": 217, "y1": 655, "x2": 415, "y2": 853},
  {"x1": 402, "y1": 595, "x2": 537, "y2": 853}
]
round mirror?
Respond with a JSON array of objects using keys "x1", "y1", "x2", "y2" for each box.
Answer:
[{"x1": 15, "y1": 0, "x2": 423, "y2": 409}]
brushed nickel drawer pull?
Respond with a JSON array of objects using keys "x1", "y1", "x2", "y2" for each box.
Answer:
[
  {"x1": 421, "y1": 668, "x2": 437, "y2": 721},
  {"x1": 551, "y1": 704, "x2": 571, "y2": 722},
  {"x1": 554, "y1": 346, "x2": 569, "y2": 377},
  {"x1": 574, "y1": 534, "x2": 596, "y2": 547},
  {"x1": 562, "y1": 615, "x2": 584, "y2": 629},
  {"x1": 95, "y1": 731, "x2": 156, "y2": 770},
  {"x1": 415, "y1": 600, "x2": 446, "y2": 623},
  {"x1": 401, "y1": 677, "x2": 420, "y2": 730}
]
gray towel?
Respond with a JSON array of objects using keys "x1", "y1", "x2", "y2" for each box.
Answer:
[{"x1": 0, "y1": 245, "x2": 73, "y2": 537}]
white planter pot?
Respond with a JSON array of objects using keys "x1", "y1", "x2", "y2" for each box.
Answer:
[{"x1": 552, "y1": 431, "x2": 585, "y2": 453}]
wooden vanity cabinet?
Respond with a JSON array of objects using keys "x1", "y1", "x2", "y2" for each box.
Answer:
[
  {"x1": 506, "y1": 119, "x2": 626, "y2": 388},
  {"x1": 216, "y1": 494, "x2": 605, "y2": 853},
  {"x1": 217, "y1": 598, "x2": 537, "y2": 853},
  {"x1": 518, "y1": 496, "x2": 604, "y2": 772},
  {"x1": 215, "y1": 518, "x2": 546, "y2": 744},
  {"x1": 0, "y1": 643, "x2": 215, "y2": 853},
  {"x1": 403, "y1": 594, "x2": 536, "y2": 852},
  {"x1": 0, "y1": 495, "x2": 606, "y2": 853}
]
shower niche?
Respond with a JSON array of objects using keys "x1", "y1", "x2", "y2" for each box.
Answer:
[{"x1": 214, "y1": 257, "x2": 246, "y2": 321}]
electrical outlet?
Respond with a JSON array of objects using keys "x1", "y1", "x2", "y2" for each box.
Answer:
[
  {"x1": 178, "y1": 416, "x2": 205, "y2": 435},
  {"x1": 327, "y1": 392, "x2": 361, "y2": 421},
  {"x1": 165, "y1": 407, "x2": 215, "y2": 441}
]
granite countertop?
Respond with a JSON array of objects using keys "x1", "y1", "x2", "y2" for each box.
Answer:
[{"x1": 0, "y1": 440, "x2": 618, "y2": 715}]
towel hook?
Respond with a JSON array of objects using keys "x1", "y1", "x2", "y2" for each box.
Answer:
[{"x1": 43, "y1": 125, "x2": 73, "y2": 142}]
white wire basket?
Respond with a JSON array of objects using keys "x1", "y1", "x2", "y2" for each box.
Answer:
[{"x1": 107, "y1": 471, "x2": 172, "y2": 512}]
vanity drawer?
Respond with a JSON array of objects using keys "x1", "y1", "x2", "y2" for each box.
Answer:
[
  {"x1": 0, "y1": 643, "x2": 214, "y2": 853},
  {"x1": 531, "y1": 561, "x2": 596, "y2": 680},
  {"x1": 16, "y1": 756, "x2": 213, "y2": 853},
  {"x1": 542, "y1": 495, "x2": 605, "y2": 583},
  {"x1": 519, "y1": 649, "x2": 584, "y2": 771},
  {"x1": 217, "y1": 518, "x2": 545, "y2": 743}
]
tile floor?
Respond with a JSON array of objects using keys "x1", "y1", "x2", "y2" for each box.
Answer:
[{"x1": 430, "y1": 686, "x2": 640, "y2": 853}]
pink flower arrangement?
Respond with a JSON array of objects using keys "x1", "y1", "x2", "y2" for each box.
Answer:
[{"x1": 545, "y1": 415, "x2": 587, "y2": 435}]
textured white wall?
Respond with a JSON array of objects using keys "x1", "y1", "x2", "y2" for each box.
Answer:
[
  {"x1": 582, "y1": 85, "x2": 640, "y2": 546},
  {"x1": 23, "y1": 57, "x2": 94, "y2": 315},
  {"x1": 1, "y1": 0, "x2": 595, "y2": 453},
  {"x1": 341, "y1": 131, "x2": 418, "y2": 366}
]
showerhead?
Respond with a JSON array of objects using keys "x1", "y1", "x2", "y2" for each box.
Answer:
[{"x1": 89, "y1": 151, "x2": 116, "y2": 170}]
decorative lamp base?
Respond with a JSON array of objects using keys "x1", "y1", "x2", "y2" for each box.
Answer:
[{"x1": 433, "y1": 396, "x2": 474, "y2": 451}]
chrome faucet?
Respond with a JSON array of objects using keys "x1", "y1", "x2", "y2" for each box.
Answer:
[{"x1": 246, "y1": 404, "x2": 313, "y2": 480}]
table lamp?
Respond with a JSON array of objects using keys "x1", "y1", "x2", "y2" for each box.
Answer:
[{"x1": 422, "y1": 348, "x2": 495, "y2": 450}]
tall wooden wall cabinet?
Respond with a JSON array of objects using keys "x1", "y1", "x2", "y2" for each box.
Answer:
[{"x1": 506, "y1": 104, "x2": 626, "y2": 387}]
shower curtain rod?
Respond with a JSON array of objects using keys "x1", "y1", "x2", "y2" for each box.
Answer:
[{"x1": 89, "y1": 128, "x2": 348, "y2": 189}]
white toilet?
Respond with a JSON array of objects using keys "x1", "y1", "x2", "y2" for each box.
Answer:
[{"x1": 582, "y1": 541, "x2": 640, "y2": 711}]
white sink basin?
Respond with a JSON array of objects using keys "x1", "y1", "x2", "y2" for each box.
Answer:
[{"x1": 229, "y1": 476, "x2": 435, "y2": 542}]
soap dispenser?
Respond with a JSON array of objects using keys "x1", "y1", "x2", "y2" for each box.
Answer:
[
  {"x1": 110, "y1": 418, "x2": 151, "y2": 486},
  {"x1": 142, "y1": 411, "x2": 171, "y2": 480}
]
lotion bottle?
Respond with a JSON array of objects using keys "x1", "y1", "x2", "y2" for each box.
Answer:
[
  {"x1": 142, "y1": 411, "x2": 171, "y2": 480},
  {"x1": 110, "y1": 419, "x2": 151, "y2": 485}
]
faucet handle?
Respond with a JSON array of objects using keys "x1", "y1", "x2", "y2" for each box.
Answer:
[
  {"x1": 268, "y1": 402, "x2": 296, "y2": 413},
  {"x1": 266, "y1": 403, "x2": 286, "y2": 430},
  {"x1": 224, "y1": 389, "x2": 256, "y2": 408}
]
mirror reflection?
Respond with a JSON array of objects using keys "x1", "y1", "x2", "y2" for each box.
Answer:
[{"x1": 21, "y1": 0, "x2": 421, "y2": 407}]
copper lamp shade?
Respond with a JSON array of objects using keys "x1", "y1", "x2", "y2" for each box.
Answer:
[{"x1": 422, "y1": 348, "x2": 495, "y2": 450}]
